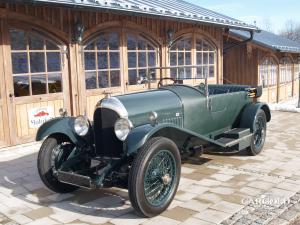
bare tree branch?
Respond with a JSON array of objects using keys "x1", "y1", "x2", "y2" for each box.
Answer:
[{"x1": 279, "y1": 20, "x2": 300, "y2": 43}]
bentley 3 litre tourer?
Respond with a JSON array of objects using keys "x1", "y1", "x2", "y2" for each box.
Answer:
[{"x1": 36, "y1": 75, "x2": 271, "y2": 217}]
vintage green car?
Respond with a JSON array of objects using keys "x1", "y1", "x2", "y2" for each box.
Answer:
[{"x1": 36, "y1": 78, "x2": 271, "y2": 217}]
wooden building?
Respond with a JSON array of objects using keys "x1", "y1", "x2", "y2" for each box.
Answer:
[
  {"x1": 0, "y1": 0, "x2": 261, "y2": 147},
  {"x1": 1, "y1": 1, "x2": 299, "y2": 149},
  {"x1": 224, "y1": 30, "x2": 300, "y2": 103}
]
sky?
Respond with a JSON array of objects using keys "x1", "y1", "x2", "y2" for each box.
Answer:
[{"x1": 187, "y1": 0, "x2": 300, "y2": 34}]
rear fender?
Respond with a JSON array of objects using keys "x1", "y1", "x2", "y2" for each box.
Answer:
[
  {"x1": 126, "y1": 124, "x2": 211, "y2": 155},
  {"x1": 239, "y1": 103, "x2": 271, "y2": 131},
  {"x1": 36, "y1": 117, "x2": 89, "y2": 145}
]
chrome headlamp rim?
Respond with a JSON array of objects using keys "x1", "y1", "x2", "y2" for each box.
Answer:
[
  {"x1": 74, "y1": 115, "x2": 90, "y2": 136},
  {"x1": 114, "y1": 117, "x2": 133, "y2": 141}
]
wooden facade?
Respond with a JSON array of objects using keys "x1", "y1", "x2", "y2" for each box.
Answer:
[
  {"x1": 224, "y1": 35, "x2": 300, "y2": 104},
  {"x1": 0, "y1": 3, "x2": 225, "y2": 147}
]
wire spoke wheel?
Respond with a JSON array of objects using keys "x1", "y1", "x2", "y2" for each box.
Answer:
[
  {"x1": 144, "y1": 150, "x2": 176, "y2": 207},
  {"x1": 247, "y1": 109, "x2": 267, "y2": 156},
  {"x1": 253, "y1": 116, "x2": 266, "y2": 149},
  {"x1": 128, "y1": 137, "x2": 181, "y2": 217}
]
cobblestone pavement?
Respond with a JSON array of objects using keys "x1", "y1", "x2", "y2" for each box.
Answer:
[{"x1": 0, "y1": 111, "x2": 300, "y2": 225}]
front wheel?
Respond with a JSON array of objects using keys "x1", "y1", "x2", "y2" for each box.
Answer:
[
  {"x1": 247, "y1": 109, "x2": 267, "y2": 156},
  {"x1": 37, "y1": 136, "x2": 82, "y2": 193},
  {"x1": 128, "y1": 137, "x2": 181, "y2": 217}
]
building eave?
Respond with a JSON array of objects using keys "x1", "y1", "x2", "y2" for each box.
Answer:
[{"x1": 0, "y1": 0, "x2": 259, "y2": 32}]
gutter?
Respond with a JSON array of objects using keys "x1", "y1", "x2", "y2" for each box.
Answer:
[{"x1": 223, "y1": 29, "x2": 256, "y2": 54}]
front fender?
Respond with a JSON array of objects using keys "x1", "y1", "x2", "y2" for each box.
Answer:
[
  {"x1": 36, "y1": 117, "x2": 84, "y2": 144},
  {"x1": 126, "y1": 123, "x2": 214, "y2": 155},
  {"x1": 239, "y1": 102, "x2": 271, "y2": 131},
  {"x1": 126, "y1": 124, "x2": 154, "y2": 155}
]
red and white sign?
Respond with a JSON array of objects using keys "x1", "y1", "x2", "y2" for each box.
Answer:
[{"x1": 28, "y1": 106, "x2": 54, "y2": 129}]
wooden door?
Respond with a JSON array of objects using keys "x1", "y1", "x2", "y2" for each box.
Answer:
[
  {"x1": 5, "y1": 26, "x2": 71, "y2": 144},
  {"x1": 279, "y1": 82, "x2": 292, "y2": 102},
  {"x1": 268, "y1": 86, "x2": 278, "y2": 103},
  {"x1": 82, "y1": 31, "x2": 124, "y2": 120},
  {"x1": 279, "y1": 58, "x2": 293, "y2": 102},
  {"x1": 81, "y1": 31, "x2": 160, "y2": 120},
  {"x1": 0, "y1": 20, "x2": 10, "y2": 147}
]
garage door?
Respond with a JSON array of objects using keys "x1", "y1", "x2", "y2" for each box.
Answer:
[
  {"x1": 5, "y1": 26, "x2": 71, "y2": 144},
  {"x1": 82, "y1": 30, "x2": 160, "y2": 120}
]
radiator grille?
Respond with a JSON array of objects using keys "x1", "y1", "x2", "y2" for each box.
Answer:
[{"x1": 93, "y1": 108, "x2": 123, "y2": 157}]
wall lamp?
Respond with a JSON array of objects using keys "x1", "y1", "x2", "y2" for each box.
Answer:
[
  {"x1": 167, "y1": 28, "x2": 174, "y2": 48},
  {"x1": 73, "y1": 18, "x2": 85, "y2": 44}
]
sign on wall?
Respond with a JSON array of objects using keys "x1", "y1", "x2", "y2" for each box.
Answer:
[{"x1": 28, "y1": 106, "x2": 55, "y2": 129}]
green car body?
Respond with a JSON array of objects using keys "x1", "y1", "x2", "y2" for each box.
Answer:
[
  {"x1": 37, "y1": 84, "x2": 270, "y2": 155},
  {"x1": 36, "y1": 83, "x2": 271, "y2": 217}
]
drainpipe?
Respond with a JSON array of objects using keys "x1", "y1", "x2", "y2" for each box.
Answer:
[{"x1": 223, "y1": 30, "x2": 255, "y2": 54}]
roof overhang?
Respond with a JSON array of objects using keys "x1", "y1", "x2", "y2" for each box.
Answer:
[
  {"x1": 1, "y1": 0, "x2": 259, "y2": 32},
  {"x1": 229, "y1": 30, "x2": 300, "y2": 54}
]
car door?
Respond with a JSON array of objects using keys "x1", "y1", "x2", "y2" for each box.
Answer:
[
  {"x1": 208, "y1": 94, "x2": 231, "y2": 133},
  {"x1": 208, "y1": 92, "x2": 249, "y2": 133}
]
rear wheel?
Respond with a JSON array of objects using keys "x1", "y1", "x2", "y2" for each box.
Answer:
[
  {"x1": 37, "y1": 136, "x2": 85, "y2": 193},
  {"x1": 128, "y1": 137, "x2": 181, "y2": 217},
  {"x1": 247, "y1": 110, "x2": 267, "y2": 156}
]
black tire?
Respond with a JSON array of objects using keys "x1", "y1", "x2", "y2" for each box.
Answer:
[
  {"x1": 37, "y1": 136, "x2": 79, "y2": 193},
  {"x1": 247, "y1": 109, "x2": 267, "y2": 156},
  {"x1": 128, "y1": 137, "x2": 181, "y2": 217}
]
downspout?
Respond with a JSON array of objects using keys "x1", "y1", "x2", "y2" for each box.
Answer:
[{"x1": 223, "y1": 29, "x2": 255, "y2": 54}]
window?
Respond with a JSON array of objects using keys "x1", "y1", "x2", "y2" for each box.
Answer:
[
  {"x1": 9, "y1": 29, "x2": 63, "y2": 97},
  {"x1": 196, "y1": 39, "x2": 216, "y2": 78},
  {"x1": 280, "y1": 57, "x2": 293, "y2": 84},
  {"x1": 127, "y1": 34, "x2": 157, "y2": 85},
  {"x1": 259, "y1": 57, "x2": 278, "y2": 88},
  {"x1": 84, "y1": 32, "x2": 121, "y2": 90},
  {"x1": 169, "y1": 36, "x2": 217, "y2": 80},
  {"x1": 170, "y1": 37, "x2": 192, "y2": 79}
]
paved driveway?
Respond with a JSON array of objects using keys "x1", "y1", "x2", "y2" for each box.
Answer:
[{"x1": 1, "y1": 111, "x2": 300, "y2": 225}]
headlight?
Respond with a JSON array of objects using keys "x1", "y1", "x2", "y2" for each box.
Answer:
[
  {"x1": 74, "y1": 116, "x2": 90, "y2": 136},
  {"x1": 114, "y1": 118, "x2": 133, "y2": 141}
]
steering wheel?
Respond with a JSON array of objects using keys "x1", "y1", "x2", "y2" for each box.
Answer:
[
  {"x1": 158, "y1": 77, "x2": 175, "y2": 88},
  {"x1": 199, "y1": 82, "x2": 206, "y2": 91},
  {"x1": 197, "y1": 82, "x2": 207, "y2": 95}
]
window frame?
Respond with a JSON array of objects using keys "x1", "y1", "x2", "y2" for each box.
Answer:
[
  {"x1": 279, "y1": 57, "x2": 293, "y2": 84},
  {"x1": 169, "y1": 35, "x2": 193, "y2": 80},
  {"x1": 126, "y1": 33, "x2": 159, "y2": 86},
  {"x1": 259, "y1": 57, "x2": 278, "y2": 88},
  {"x1": 83, "y1": 29, "x2": 161, "y2": 93},
  {"x1": 9, "y1": 28, "x2": 64, "y2": 98},
  {"x1": 83, "y1": 31, "x2": 122, "y2": 91},
  {"x1": 169, "y1": 33, "x2": 218, "y2": 82}
]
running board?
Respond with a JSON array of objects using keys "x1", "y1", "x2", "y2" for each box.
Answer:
[{"x1": 214, "y1": 128, "x2": 252, "y2": 151}]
